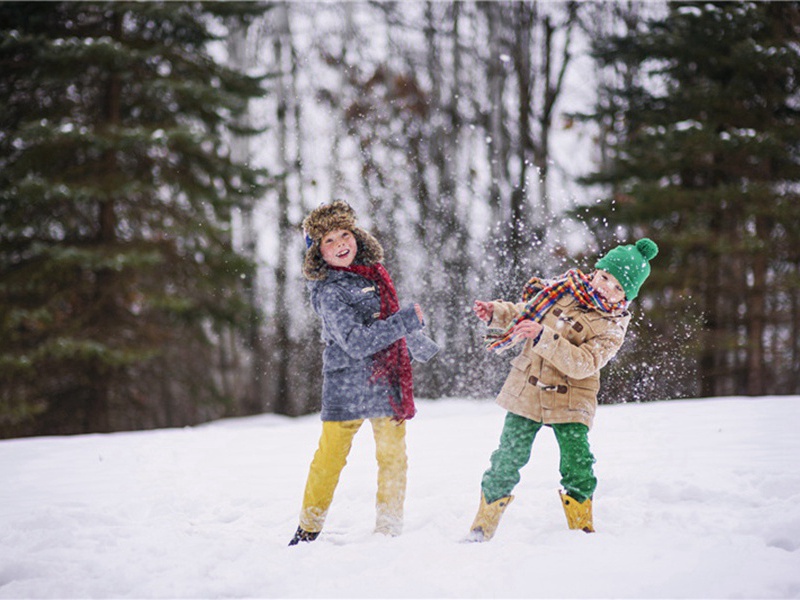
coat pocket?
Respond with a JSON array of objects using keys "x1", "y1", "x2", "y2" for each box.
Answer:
[
  {"x1": 323, "y1": 345, "x2": 358, "y2": 371},
  {"x1": 500, "y1": 353, "x2": 532, "y2": 397},
  {"x1": 567, "y1": 377, "x2": 600, "y2": 413},
  {"x1": 322, "y1": 365, "x2": 369, "y2": 406}
]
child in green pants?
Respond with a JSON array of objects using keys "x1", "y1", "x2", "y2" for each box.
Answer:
[{"x1": 468, "y1": 239, "x2": 658, "y2": 541}]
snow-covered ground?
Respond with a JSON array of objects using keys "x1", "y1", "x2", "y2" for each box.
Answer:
[{"x1": 1, "y1": 396, "x2": 799, "y2": 599}]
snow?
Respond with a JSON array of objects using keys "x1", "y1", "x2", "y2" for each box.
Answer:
[{"x1": 2, "y1": 396, "x2": 799, "y2": 599}]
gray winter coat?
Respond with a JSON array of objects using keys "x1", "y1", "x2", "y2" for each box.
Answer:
[{"x1": 309, "y1": 269, "x2": 439, "y2": 421}]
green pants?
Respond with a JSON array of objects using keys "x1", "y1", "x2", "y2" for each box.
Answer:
[{"x1": 481, "y1": 412, "x2": 597, "y2": 504}]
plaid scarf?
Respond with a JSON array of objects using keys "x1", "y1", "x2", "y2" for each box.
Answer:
[
  {"x1": 484, "y1": 269, "x2": 628, "y2": 354},
  {"x1": 331, "y1": 263, "x2": 416, "y2": 421}
]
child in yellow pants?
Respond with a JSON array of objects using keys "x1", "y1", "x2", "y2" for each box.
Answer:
[{"x1": 290, "y1": 201, "x2": 438, "y2": 545}]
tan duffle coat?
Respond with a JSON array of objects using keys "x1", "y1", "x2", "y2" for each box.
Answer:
[{"x1": 489, "y1": 293, "x2": 631, "y2": 429}]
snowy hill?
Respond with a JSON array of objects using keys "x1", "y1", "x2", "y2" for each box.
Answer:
[{"x1": 1, "y1": 396, "x2": 799, "y2": 599}]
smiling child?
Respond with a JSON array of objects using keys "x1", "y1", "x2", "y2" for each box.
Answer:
[
  {"x1": 467, "y1": 238, "x2": 658, "y2": 541},
  {"x1": 289, "y1": 201, "x2": 438, "y2": 545}
]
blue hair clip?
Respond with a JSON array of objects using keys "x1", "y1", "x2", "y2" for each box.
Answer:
[{"x1": 304, "y1": 230, "x2": 313, "y2": 249}]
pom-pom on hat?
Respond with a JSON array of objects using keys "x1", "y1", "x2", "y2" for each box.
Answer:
[
  {"x1": 300, "y1": 200, "x2": 384, "y2": 280},
  {"x1": 594, "y1": 238, "x2": 659, "y2": 300}
]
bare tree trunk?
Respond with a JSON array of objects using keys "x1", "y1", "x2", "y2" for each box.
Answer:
[
  {"x1": 271, "y1": 3, "x2": 293, "y2": 415},
  {"x1": 227, "y1": 22, "x2": 265, "y2": 416},
  {"x1": 484, "y1": 2, "x2": 506, "y2": 222},
  {"x1": 87, "y1": 9, "x2": 126, "y2": 433},
  {"x1": 533, "y1": 4, "x2": 577, "y2": 247},
  {"x1": 700, "y1": 237, "x2": 721, "y2": 398},
  {"x1": 793, "y1": 262, "x2": 800, "y2": 392},
  {"x1": 511, "y1": 1, "x2": 534, "y2": 270},
  {"x1": 746, "y1": 216, "x2": 769, "y2": 395}
]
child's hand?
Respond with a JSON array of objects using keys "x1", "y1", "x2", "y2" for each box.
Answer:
[
  {"x1": 510, "y1": 320, "x2": 543, "y2": 340},
  {"x1": 414, "y1": 303, "x2": 425, "y2": 325},
  {"x1": 473, "y1": 300, "x2": 493, "y2": 323}
]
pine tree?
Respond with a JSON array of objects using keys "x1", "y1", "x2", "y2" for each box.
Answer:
[
  {"x1": 0, "y1": 1, "x2": 270, "y2": 436},
  {"x1": 581, "y1": 1, "x2": 800, "y2": 398}
]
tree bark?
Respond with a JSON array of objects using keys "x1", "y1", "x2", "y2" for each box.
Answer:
[{"x1": 271, "y1": 3, "x2": 293, "y2": 415}]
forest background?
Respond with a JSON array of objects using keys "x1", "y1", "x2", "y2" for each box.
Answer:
[{"x1": 2, "y1": 1, "x2": 799, "y2": 438}]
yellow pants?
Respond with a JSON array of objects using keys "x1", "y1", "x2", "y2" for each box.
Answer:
[{"x1": 299, "y1": 417, "x2": 407, "y2": 535}]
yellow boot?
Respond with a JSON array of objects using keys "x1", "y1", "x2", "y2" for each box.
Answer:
[
  {"x1": 467, "y1": 493, "x2": 514, "y2": 542},
  {"x1": 559, "y1": 491, "x2": 595, "y2": 533}
]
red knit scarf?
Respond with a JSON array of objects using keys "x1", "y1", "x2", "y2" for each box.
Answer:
[{"x1": 332, "y1": 263, "x2": 415, "y2": 421}]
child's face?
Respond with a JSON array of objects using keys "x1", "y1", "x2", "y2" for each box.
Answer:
[
  {"x1": 320, "y1": 229, "x2": 357, "y2": 268},
  {"x1": 590, "y1": 270, "x2": 626, "y2": 304}
]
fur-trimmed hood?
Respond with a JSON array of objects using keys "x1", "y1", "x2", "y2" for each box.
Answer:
[{"x1": 301, "y1": 201, "x2": 384, "y2": 280}]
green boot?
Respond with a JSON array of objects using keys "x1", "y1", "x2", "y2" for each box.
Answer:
[
  {"x1": 466, "y1": 493, "x2": 514, "y2": 542},
  {"x1": 559, "y1": 490, "x2": 595, "y2": 533}
]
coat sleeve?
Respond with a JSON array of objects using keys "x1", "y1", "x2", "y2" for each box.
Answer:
[
  {"x1": 317, "y1": 285, "x2": 423, "y2": 360},
  {"x1": 406, "y1": 330, "x2": 440, "y2": 363},
  {"x1": 488, "y1": 300, "x2": 527, "y2": 330},
  {"x1": 531, "y1": 316, "x2": 629, "y2": 380}
]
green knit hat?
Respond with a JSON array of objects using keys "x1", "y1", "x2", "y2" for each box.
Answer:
[{"x1": 595, "y1": 238, "x2": 659, "y2": 300}]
